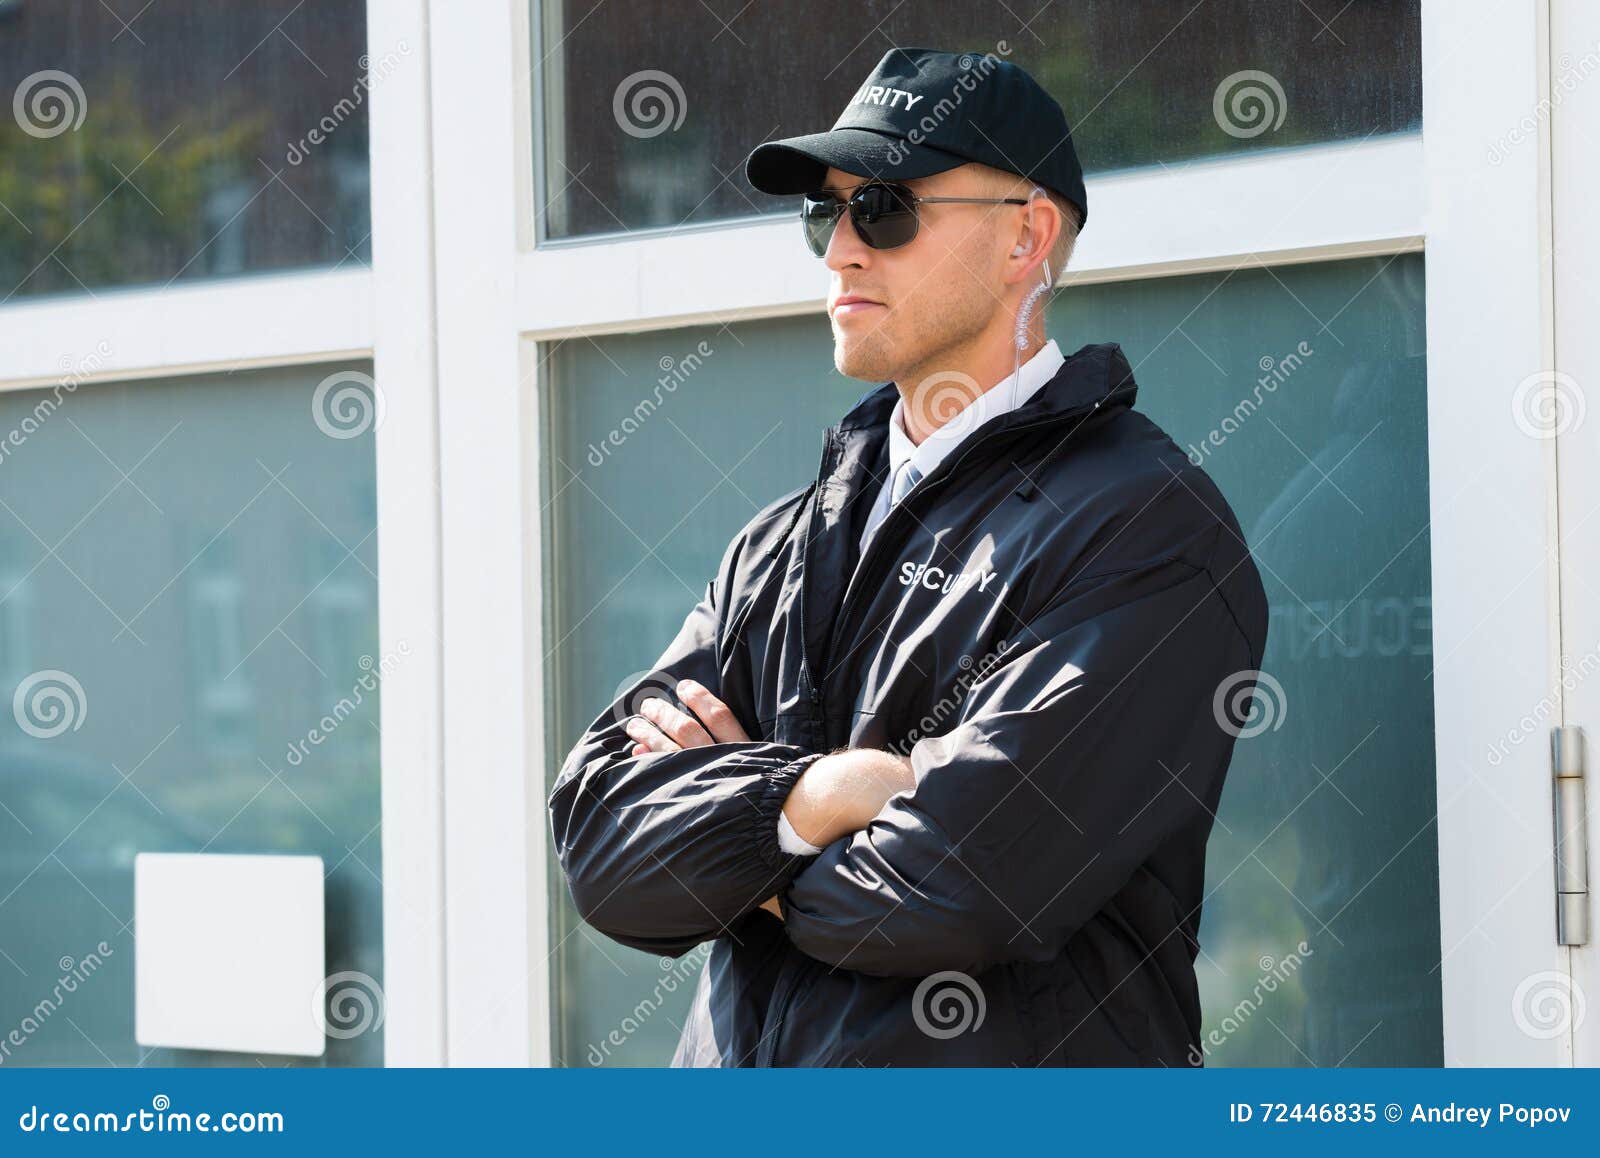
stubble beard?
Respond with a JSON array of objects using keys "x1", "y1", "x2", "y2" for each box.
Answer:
[{"x1": 833, "y1": 292, "x2": 992, "y2": 391}]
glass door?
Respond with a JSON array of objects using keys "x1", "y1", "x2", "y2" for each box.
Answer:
[{"x1": 518, "y1": 0, "x2": 1597, "y2": 1068}]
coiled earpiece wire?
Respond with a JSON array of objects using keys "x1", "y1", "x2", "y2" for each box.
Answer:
[{"x1": 1009, "y1": 184, "x2": 1054, "y2": 412}]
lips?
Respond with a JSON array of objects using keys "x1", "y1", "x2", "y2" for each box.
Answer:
[{"x1": 830, "y1": 294, "x2": 885, "y2": 319}]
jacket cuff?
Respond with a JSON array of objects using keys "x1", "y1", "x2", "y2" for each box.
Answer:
[{"x1": 753, "y1": 751, "x2": 828, "y2": 870}]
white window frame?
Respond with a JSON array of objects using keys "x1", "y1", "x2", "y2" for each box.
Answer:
[{"x1": 0, "y1": 0, "x2": 1570, "y2": 1068}]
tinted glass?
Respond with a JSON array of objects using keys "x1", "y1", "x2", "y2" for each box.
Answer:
[
  {"x1": 0, "y1": 360, "x2": 384, "y2": 1065},
  {"x1": 537, "y1": 0, "x2": 1421, "y2": 239},
  {"x1": 0, "y1": 0, "x2": 374, "y2": 301}
]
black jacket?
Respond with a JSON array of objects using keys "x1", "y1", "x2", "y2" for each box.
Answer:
[{"x1": 549, "y1": 341, "x2": 1270, "y2": 1066}]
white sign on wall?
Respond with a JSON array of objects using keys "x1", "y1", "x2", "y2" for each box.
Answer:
[{"x1": 134, "y1": 853, "x2": 326, "y2": 1057}]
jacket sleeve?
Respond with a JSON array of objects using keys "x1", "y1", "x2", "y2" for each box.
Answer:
[
  {"x1": 548, "y1": 516, "x2": 820, "y2": 958},
  {"x1": 778, "y1": 528, "x2": 1260, "y2": 977}
]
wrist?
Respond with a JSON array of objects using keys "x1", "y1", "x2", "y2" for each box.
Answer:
[{"x1": 780, "y1": 755, "x2": 848, "y2": 849}]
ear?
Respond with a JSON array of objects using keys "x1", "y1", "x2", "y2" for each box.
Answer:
[{"x1": 1005, "y1": 188, "x2": 1059, "y2": 285}]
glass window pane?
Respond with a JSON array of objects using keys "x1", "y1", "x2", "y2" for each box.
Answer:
[
  {"x1": 537, "y1": 1, "x2": 1420, "y2": 240},
  {"x1": 1066, "y1": 255, "x2": 1438, "y2": 1066},
  {"x1": 0, "y1": 1, "x2": 373, "y2": 301},
  {"x1": 543, "y1": 252, "x2": 1437, "y2": 1066},
  {"x1": 0, "y1": 360, "x2": 384, "y2": 1066}
]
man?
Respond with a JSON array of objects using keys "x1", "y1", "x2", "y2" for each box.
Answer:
[{"x1": 549, "y1": 46, "x2": 1269, "y2": 1067}]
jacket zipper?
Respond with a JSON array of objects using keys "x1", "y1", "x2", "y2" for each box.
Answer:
[{"x1": 797, "y1": 431, "x2": 842, "y2": 746}]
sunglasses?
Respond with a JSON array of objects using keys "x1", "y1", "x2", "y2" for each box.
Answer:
[{"x1": 801, "y1": 181, "x2": 1028, "y2": 257}]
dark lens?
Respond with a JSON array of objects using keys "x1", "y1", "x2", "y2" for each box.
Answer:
[
  {"x1": 851, "y1": 183, "x2": 919, "y2": 250},
  {"x1": 801, "y1": 194, "x2": 842, "y2": 257}
]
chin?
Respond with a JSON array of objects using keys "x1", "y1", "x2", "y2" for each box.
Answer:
[{"x1": 833, "y1": 335, "x2": 899, "y2": 384}]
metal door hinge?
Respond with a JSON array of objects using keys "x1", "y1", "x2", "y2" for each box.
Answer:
[{"x1": 1552, "y1": 725, "x2": 1591, "y2": 945}]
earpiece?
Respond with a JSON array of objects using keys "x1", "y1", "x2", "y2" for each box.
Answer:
[{"x1": 1013, "y1": 185, "x2": 1052, "y2": 270}]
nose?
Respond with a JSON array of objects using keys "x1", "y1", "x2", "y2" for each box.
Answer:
[{"x1": 823, "y1": 204, "x2": 871, "y2": 272}]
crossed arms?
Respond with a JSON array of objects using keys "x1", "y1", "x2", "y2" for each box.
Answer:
[
  {"x1": 624, "y1": 678, "x2": 915, "y2": 917},
  {"x1": 547, "y1": 512, "x2": 1253, "y2": 978}
]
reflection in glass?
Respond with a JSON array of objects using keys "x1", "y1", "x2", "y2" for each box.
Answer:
[
  {"x1": 537, "y1": 0, "x2": 1421, "y2": 239},
  {"x1": 0, "y1": 361, "x2": 383, "y2": 1065},
  {"x1": 0, "y1": 0, "x2": 372, "y2": 301},
  {"x1": 542, "y1": 254, "x2": 1436, "y2": 1066}
]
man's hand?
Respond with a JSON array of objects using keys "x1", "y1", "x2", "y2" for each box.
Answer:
[
  {"x1": 624, "y1": 679, "x2": 748, "y2": 755},
  {"x1": 781, "y1": 749, "x2": 916, "y2": 850}
]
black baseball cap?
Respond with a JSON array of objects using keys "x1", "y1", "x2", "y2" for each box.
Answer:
[{"x1": 745, "y1": 46, "x2": 1088, "y2": 228}]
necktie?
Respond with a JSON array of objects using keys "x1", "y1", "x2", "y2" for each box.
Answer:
[
  {"x1": 890, "y1": 459, "x2": 922, "y2": 506},
  {"x1": 862, "y1": 460, "x2": 922, "y2": 551}
]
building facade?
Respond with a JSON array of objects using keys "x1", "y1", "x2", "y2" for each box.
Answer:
[{"x1": 0, "y1": 0, "x2": 1595, "y2": 1066}]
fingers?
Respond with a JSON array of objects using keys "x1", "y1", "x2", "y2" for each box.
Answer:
[
  {"x1": 634, "y1": 695, "x2": 714, "y2": 749},
  {"x1": 677, "y1": 679, "x2": 749, "y2": 743},
  {"x1": 624, "y1": 713, "x2": 678, "y2": 754},
  {"x1": 624, "y1": 681, "x2": 748, "y2": 756}
]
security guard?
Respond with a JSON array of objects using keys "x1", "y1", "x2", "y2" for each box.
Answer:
[{"x1": 550, "y1": 46, "x2": 1269, "y2": 1067}]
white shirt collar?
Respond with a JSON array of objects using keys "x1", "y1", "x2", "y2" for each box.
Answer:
[{"x1": 885, "y1": 338, "x2": 1065, "y2": 483}]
